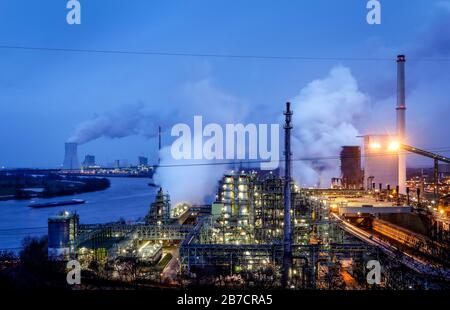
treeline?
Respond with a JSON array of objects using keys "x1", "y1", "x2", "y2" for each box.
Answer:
[
  {"x1": 0, "y1": 237, "x2": 70, "y2": 289},
  {"x1": 0, "y1": 172, "x2": 110, "y2": 200}
]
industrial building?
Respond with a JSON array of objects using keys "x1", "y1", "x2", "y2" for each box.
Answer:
[
  {"x1": 48, "y1": 211, "x2": 79, "y2": 260},
  {"x1": 82, "y1": 154, "x2": 96, "y2": 168},
  {"x1": 340, "y1": 146, "x2": 363, "y2": 189},
  {"x1": 145, "y1": 187, "x2": 171, "y2": 225},
  {"x1": 179, "y1": 173, "x2": 376, "y2": 288},
  {"x1": 363, "y1": 134, "x2": 399, "y2": 190},
  {"x1": 138, "y1": 156, "x2": 149, "y2": 167}
]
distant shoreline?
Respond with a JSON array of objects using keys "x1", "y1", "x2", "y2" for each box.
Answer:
[{"x1": 0, "y1": 172, "x2": 111, "y2": 202}]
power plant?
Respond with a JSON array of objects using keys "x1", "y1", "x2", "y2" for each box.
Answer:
[
  {"x1": 42, "y1": 55, "x2": 449, "y2": 290},
  {"x1": 62, "y1": 142, "x2": 80, "y2": 170}
]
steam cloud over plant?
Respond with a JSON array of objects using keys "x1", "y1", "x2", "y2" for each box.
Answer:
[
  {"x1": 290, "y1": 66, "x2": 368, "y2": 187},
  {"x1": 67, "y1": 70, "x2": 368, "y2": 203}
]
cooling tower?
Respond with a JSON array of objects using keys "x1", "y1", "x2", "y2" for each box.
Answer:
[{"x1": 63, "y1": 142, "x2": 80, "y2": 170}]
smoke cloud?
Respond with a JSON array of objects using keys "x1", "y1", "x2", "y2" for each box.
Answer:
[
  {"x1": 68, "y1": 70, "x2": 368, "y2": 203},
  {"x1": 155, "y1": 68, "x2": 369, "y2": 203},
  {"x1": 68, "y1": 103, "x2": 162, "y2": 144},
  {"x1": 154, "y1": 79, "x2": 248, "y2": 205},
  {"x1": 154, "y1": 147, "x2": 227, "y2": 206},
  {"x1": 290, "y1": 66, "x2": 369, "y2": 187}
]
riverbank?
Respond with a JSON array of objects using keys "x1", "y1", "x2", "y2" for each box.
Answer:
[{"x1": 0, "y1": 171, "x2": 110, "y2": 201}]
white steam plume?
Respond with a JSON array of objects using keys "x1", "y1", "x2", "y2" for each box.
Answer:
[
  {"x1": 68, "y1": 103, "x2": 162, "y2": 144},
  {"x1": 154, "y1": 147, "x2": 227, "y2": 206},
  {"x1": 154, "y1": 79, "x2": 248, "y2": 205},
  {"x1": 290, "y1": 66, "x2": 368, "y2": 187}
]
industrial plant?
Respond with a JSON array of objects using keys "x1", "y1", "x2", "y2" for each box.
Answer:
[
  {"x1": 40, "y1": 55, "x2": 450, "y2": 289},
  {"x1": 0, "y1": 52, "x2": 447, "y2": 293}
]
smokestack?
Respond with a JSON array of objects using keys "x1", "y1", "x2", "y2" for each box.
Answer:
[
  {"x1": 63, "y1": 142, "x2": 80, "y2": 170},
  {"x1": 282, "y1": 102, "x2": 293, "y2": 288},
  {"x1": 158, "y1": 126, "x2": 162, "y2": 165},
  {"x1": 397, "y1": 55, "x2": 406, "y2": 194}
]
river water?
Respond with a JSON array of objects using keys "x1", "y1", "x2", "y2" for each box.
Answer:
[{"x1": 0, "y1": 178, "x2": 157, "y2": 251}]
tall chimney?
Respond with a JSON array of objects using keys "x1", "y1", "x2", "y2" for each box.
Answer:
[
  {"x1": 158, "y1": 126, "x2": 162, "y2": 164},
  {"x1": 282, "y1": 102, "x2": 293, "y2": 288},
  {"x1": 63, "y1": 142, "x2": 80, "y2": 170},
  {"x1": 397, "y1": 55, "x2": 406, "y2": 194}
]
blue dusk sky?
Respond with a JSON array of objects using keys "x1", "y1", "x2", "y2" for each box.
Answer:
[{"x1": 0, "y1": 0, "x2": 449, "y2": 169}]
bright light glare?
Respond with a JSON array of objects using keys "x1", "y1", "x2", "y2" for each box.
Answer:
[
  {"x1": 388, "y1": 141, "x2": 400, "y2": 151},
  {"x1": 370, "y1": 142, "x2": 381, "y2": 149}
]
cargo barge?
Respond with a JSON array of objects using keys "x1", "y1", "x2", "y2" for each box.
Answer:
[{"x1": 29, "y1": 198, "x2": 86, "y2": 208}]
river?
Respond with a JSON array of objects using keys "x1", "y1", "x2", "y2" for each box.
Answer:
[{"x1": 0, "y1": 178, "x2": 157, "y2": 251}]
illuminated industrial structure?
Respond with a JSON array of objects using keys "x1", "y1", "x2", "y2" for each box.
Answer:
[
  {"x1": 46, "y1": 67, "x2": 450, "y2": 288},
  {"x1": 363, "y1": 134, "x2": 399, "y2": 190},
  {"x1": 48, "y1": 211, "x2": 79, "y2": 260},
  {"x1": 360, "y1": 55, "x2": 407, "y2": 193},
  {"x1": 145, "y1": 187, "x2": 171, "y2": 225},
  {"x1": 52, "y1": 101, "x2": 384, "y2": 288}
]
